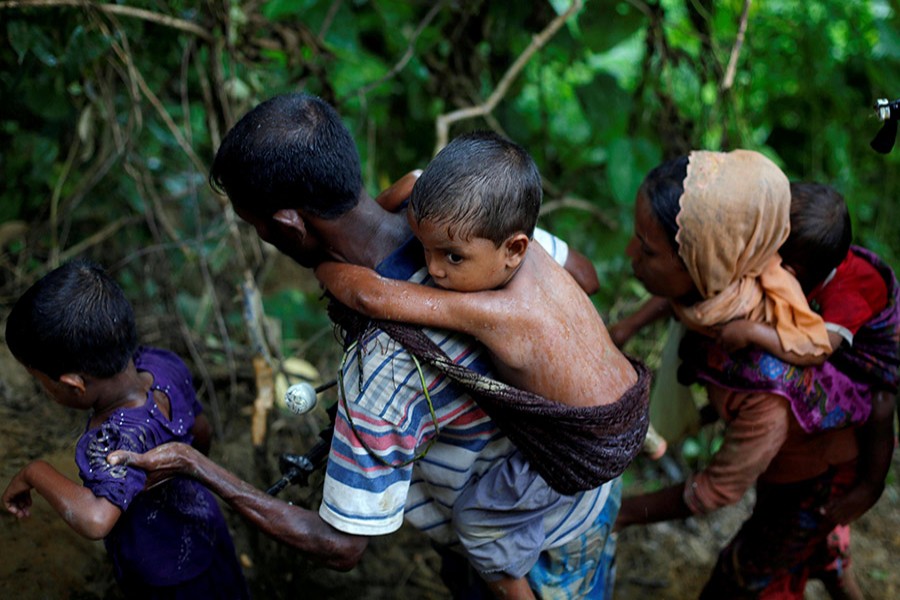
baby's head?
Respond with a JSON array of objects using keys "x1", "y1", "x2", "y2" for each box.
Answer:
[
  {"x1": 407, "y1": 131, "x2": 542, "y2": 291},
  {"x1": 5, "y1": 259, "x2": 137, "y2": 407},
  {"x1": 781, "y1": 182, "x2": 852, "y2": 293}
]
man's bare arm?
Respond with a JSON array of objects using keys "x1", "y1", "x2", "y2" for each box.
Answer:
[
  {"x1": 108, "y1": 443, "x2": 368, "y2": 570},
  {"x1": 615, "y1": 483, "x2": 691, "y2": 530}
]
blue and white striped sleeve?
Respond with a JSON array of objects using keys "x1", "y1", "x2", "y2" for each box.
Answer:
[{"x1": 319, "y1": 332, "x2": 439, "y2": 535}]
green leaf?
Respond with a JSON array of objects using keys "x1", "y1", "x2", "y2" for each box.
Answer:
[
  {"x1": 606, "y1": 137, "x2": 662, "y2": 205},
  {"x1": 7, "y1": 22, "x2": 59, "y2": 67},
  {"x1": 6, "y1": 21, "x2": 32, "y2": 63},
  {"x1": 681, "y1": 438, "x2": 701, "y2": 459},
  {"x1": 573, "y1": 0, "x2": 645, "y2": 53},
  {"x1": 261, "y1": 0, "x2": 321, "y2": 21},
  {"x1": 575, "y1": 73, "x2": 633, "y2": 141}
]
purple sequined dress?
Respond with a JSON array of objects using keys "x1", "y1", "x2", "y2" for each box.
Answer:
[{"x1": 75, "y1": 346, "x2": 249, "y2": 598}]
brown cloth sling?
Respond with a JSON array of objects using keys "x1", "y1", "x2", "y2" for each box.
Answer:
[{"x1": 329, "y1": 301, "x2": 652, "y2": 496}]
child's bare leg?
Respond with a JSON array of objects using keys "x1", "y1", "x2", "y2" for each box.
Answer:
[
  {"x1": 819, "y1": 563, "x2": 863, "y2": 600},
  {"x1": 487, "y1": 575, "x2": 537, "y2": 600}
]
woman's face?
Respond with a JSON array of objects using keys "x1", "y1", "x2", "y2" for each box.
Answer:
[{"x1": 626, "y1": 190, "x2": 697, "y2": 301}]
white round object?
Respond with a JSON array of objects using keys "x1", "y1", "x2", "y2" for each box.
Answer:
[{"x1": 284, "y1": 382, "x2": 318, "y2": 415}]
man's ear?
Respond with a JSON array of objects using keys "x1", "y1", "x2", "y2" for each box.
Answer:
[
  {"x1": 59, "y1": 373, "x2": 86, "y2": 395},
  {"x1": 504, "y1": 233, "x2": 530, "y2": 269},
  {"x1": 272, "y1": 209, "x2": 308, "y2": 239}
]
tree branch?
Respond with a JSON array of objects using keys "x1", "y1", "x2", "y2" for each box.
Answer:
[
  {"x1": 0, "y1": 0, "x2": 213, "y2": 41},
  {"x1": 434, "y1": 0, "x2": 583, "y2": 153},
  {"x1": 540, "y1": 196, "x2": 617, "y2": 229},
  {"x1": 720, "y1": 0, "x2": 751, "y2": 91},
  {"x1": 346, "y1": 1, "x2": 445, "y2": 101},
  {"x1": 57, "y1": 215, "x2": 142, "y2": 264}
]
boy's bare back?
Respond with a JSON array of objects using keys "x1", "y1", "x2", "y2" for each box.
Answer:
[
  {"x1": 476, "y1": 244, "x2": 637, "y2": 408},
  {"x1": 316, "y1": 243, "x2": 637, "y2": 409}
]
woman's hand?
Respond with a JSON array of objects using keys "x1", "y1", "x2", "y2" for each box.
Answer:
[{"x1": 821, "y1": 481, "x2": 885, "y2": 525}]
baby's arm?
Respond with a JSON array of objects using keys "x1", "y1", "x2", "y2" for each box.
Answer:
[
  {"x1": 315, "y1": 262, "x2": 497, "y2": 336},
  {"x1": 717, "y1": 319, "x2": 842, "y2": 366},
  {"x1": 823, "y1": 390, "x2": 896, "y2": 525},
  {"x1": 374, "y1": 170, "x2": 422, "y2": 212},
  {"x1": 2, "y1": 460, "x2": 121, "y2": 539},
  {"x1": 608, "y1": 295, "x2": 671, "y2": 348}
]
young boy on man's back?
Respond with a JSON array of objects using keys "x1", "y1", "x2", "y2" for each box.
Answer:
[{"x1": 316, "y1": 130, "x2": 644, "y2": 599}]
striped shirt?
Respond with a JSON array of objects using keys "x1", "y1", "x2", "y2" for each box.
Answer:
[{"x1": 319, "y1": 230, "x2": 612, "y2": 550}]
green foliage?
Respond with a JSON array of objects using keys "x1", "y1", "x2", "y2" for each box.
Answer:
[
  {"x1": 263, "y1": 288, "x2": 333, "y2": 346},
  {"x1": 1, "y1": 0, "x2": 899, "y2": 396}
]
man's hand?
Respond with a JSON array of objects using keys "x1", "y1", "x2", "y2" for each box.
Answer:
[
  {"x1": 113, "y1": 440, "x2": 370, "y2": 569},
  {"x1": 2, "y1": 469, "x2": 34, "y2": 518},
  {"x1": 107, "y1": 442, "x2": 199, "y2": 490}
]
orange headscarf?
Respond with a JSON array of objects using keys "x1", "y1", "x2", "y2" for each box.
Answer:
[{"x1": 671, "y1": 150, "x2": 830, "y2": 357}]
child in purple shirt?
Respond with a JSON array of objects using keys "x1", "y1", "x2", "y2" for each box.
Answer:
[{"x1": 2, "y1": 259, "x2": 249, "y2": 599}]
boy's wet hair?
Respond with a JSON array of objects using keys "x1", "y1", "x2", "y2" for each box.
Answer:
[
  {"x1": 409, "y1": 131, "x2": 542, "y2": 246},
  {"x1": 639, "y1": 155, "x2": 689, "y2": 251},
  {"x1": 209, "y1": 93, "x2": 364, "y2": 220},
  {"x1": 5, "y1": 259, "x2": 137, "y2": 379},
  {"x1": 781, "y1": 182, "x2": 852, "y2": 289}
]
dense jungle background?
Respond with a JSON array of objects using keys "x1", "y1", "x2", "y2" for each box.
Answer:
[{"x1": 1, "y1": 1, "x2": 899, "y2": 598}]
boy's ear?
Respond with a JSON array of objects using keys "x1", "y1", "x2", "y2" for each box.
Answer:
[
  {"x1": 272, "y1": 209, "x2": 308, "y2": 239},
  {"x1": 58, "y1": 373, "x2": 86, "y2": 395},
  {"x1": 504, "y1": 233, "x2": 530, "y2": 268}
]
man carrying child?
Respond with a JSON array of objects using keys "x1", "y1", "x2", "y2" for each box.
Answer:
[{"x1": 110, "y1": 92, "x2": 647, "y2": 599}]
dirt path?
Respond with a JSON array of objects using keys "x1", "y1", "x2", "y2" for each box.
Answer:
[
  {"x1": 614, "y1": 463, "x2": 900, "y2": 599},
  {"x1": 1, "y1": 347, "x2": 898, "y2": 599}
]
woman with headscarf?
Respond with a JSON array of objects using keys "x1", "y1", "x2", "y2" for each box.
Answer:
[{"x1": 614, "y1": 150, "x2": 888, "y2": 599}]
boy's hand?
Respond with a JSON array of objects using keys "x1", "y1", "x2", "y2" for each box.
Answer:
[
  {"x1": 374, "y1": 169, "x2": 422, "y2": 213},
  {"x1": 821, "y1": 481, "x2": 885, "y2": 525},
  {"x1": 717, "y1": 319, "x2": 754, "y2": 352},
  {"x1": 2, "y1": 469, "x2": 34, "y2": 519}
]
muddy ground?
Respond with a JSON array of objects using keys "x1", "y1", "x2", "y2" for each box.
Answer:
[{"x1": 1, "y1": 344, "x2": 898, "y2": 600}]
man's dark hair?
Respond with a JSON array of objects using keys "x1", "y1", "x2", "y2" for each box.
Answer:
[
  {"x1": 5, "y1": 259, "x2": 137, "y2": 379},
  {"x1": 639, "y1": 155, "x2": 689, "y2": 251},
  {"x1": 408, "y1": 131, "x2": 542, "y2": 246},
  {"x1": 209, "y1": 93, "x2": 364, "y2": 220},
  {"x1": 781, "y1": 182, "x2": 852, "y2": 290}
]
